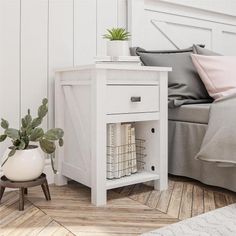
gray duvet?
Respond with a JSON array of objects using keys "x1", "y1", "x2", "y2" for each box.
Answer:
[{"x1": 196, "y1": 94, "x2": 236, "y2": 166}]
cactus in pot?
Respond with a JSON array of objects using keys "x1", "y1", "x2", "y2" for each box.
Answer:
[{"x1": 0, "y1": 98, "x2": 64, "y2": 181}]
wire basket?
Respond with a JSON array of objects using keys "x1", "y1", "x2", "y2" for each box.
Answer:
[{"x1": 106, "y1": 139, "x2": 146, "y2": 179}]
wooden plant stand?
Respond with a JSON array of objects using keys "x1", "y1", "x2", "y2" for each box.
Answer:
[{"x1": 0, "y1": 173, "x2": 51, "y2": 211}]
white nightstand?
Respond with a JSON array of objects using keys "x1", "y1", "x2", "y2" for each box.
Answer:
[{"x1": 54, "y1": 64, "x2": 171, "y2": 206}]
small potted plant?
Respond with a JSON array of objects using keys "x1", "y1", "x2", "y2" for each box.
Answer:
[
  {"x1": 0, "y1": 98, "x2": 64, "y2": 181},
  {"x1": 103, "y1": 28, "x2": 131, "y2": 57}
]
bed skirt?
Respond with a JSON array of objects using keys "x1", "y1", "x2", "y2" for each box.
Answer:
[{"x1": 168, "y1": 120, "x2": 236, "y2": 192}]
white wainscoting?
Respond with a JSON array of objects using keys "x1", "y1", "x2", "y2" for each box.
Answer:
[{"x1": 0, "y1": 0, "x2": 127, "y2": 183}]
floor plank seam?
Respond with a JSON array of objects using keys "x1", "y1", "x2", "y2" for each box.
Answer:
[
  {"x1": 125, "y1": 187, "x2": 173, "y2": 216},
  {"x1": 2, "y1": 201, "x2": 42, "y2": 232},
  {"x1": 144, "y1": 189, "x2": 152, "y2": 205},
  {"x1": 202, "y1": 187, "x2": 205, "y2": 213},
  {"x1": 127, "y1": 184, "x2": 136, "y2": 196},
  {"x1": 145, "y1": 190, "x2": 154, "y2": 208},
  {"x1": 27, "y1": 198, "x2": 77, "y2": 236},
  {"x1": 190, "y1": 185, "x2": 194, "y2": 218},
  {"x1": 152, "y1": 191, "x2": 159, "y2": 209},
  {"x1": 35, "y1": 219, "x2": 54, "y2": 236},
  {"x1": 177, "y1": 182, "x2": 185, "y2": 220},
  {"x1": 0, "y1": 198, "x2": 18, "y2": 210},
  {"x1": 162, "y1": 182, "x2": 175, "y2": 214},
  {"x1": 117, "y1": 187, "x2": 178, "y2": 220}
]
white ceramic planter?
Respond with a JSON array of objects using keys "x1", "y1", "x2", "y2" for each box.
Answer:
[
  {"x1": 106, "y1": 40, "x2": 130, "y2": 57},
  {"x1": 2, "y1": 145, "x2": 45, "y2": 181}
]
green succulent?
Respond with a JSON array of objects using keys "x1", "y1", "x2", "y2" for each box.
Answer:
[
  {"x1": 103, "y1": 28, "x2": 131, "y2": 41},
  {"x1": 0, "y1": 98, "x2": 64, "y2": 173}
]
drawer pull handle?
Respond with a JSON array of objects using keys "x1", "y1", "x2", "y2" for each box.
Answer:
[{"x1": 131, "y1": 96, "x2": 141, "y2": 102}]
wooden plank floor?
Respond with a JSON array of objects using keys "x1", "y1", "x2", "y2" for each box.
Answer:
[
  {"x1": 1, "y1": 176, "x2": 236, "y2": 236},
  {"x1": 115, "y1": 176, "x2": 236, "y2": 220}
]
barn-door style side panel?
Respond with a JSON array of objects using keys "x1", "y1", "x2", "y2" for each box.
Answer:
[
  {"x1": 63, "y1": 84, "x2": 91, "y2": 186},
  {"x1": 55, "y1": 70, "x2": 92, "y2": 187}
]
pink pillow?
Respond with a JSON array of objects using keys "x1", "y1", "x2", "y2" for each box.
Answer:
[{"x1": 191, "y1": 54, "x2": 236, "y2": 99}]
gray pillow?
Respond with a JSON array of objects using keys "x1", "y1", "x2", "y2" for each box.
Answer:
[
  {"x1": 193, "y1": 44, "x2": 221, "y2": 56},
  {"x1": 135, "y1": 47, "x2": 213, "y2": 108}
]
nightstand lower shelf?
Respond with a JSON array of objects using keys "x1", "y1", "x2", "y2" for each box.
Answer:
[{"x1": 106, "y1": 171, "x2": 160, "y2": 190}]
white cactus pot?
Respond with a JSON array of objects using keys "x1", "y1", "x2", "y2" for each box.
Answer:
[
  {"x1": 2, "y1": 145, "x2": 45, "y2": 181},
  {"x1": 106, "y1": 40, "x2": 130, "y2": 57}
]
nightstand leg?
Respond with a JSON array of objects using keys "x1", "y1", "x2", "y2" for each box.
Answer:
[
  {"x1": 158, "y1": 72, "x2": 168, "y2": 192},
  {"x1": 91, "y1": 187, "x2": 107, "y2": 206},
  {"x1": 91, "y1": 72, "x2": 107, "y2": 207},
  {"x1": 154, "y1": 178, "x2": 168, "y2": 191}
]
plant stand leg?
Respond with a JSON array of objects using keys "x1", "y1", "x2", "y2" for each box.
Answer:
[
  {"x1": 19, "y1": 188, "x2": 24, "y2": 211},
  {"x1": 41, "y1": 180, "x2": 51, "y2": 201},
  {"x1": 0, "y1": 187, "x2": 5, "y2": 203}
]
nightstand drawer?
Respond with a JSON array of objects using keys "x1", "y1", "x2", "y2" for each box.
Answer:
[{"x1": 107, "y1": 85, "x2": 159, "y2": 114}]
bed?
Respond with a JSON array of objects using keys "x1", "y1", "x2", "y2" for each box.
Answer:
[
  {"x1": 128, "y1": 0, "x2": 236, "y2": 192},
  {"x1": 168, "y1": 104, "x2": 236, "y2": 192},
  {"x1": 130, "y1": 47, "x2": 236, "y2": 192}
]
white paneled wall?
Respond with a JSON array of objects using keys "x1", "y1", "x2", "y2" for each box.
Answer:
[
  {"x1": 0, "y1": 0, "x2": 21, "y2": 155},
  {"x1": 0, "y1": 0, "x2": 127, "y2": 180},
  {"x1": 21, "y1": 0, "x2": 48, "y2": 120},
  {"x1": 48, "y1": 0, "x2": 74, "y2": 131},
  {"x1": 74, "y1": 0, "x2": 96, "y2": 65}
]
